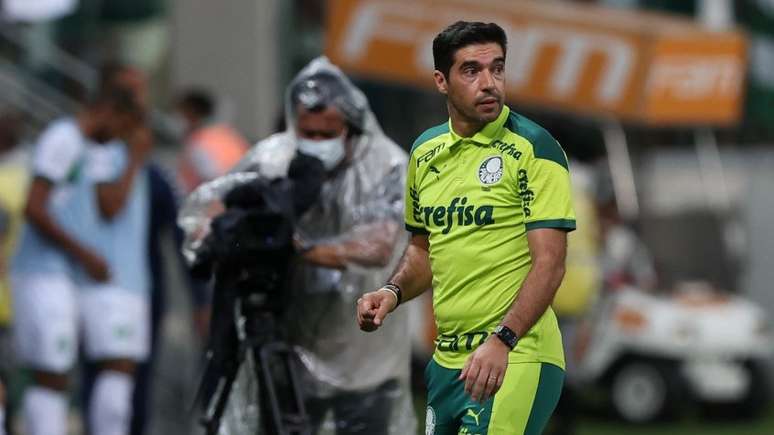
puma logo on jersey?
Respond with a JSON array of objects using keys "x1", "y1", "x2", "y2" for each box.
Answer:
[{"x1": 421, "y1": 197, "x2": 495, "y2": 234}]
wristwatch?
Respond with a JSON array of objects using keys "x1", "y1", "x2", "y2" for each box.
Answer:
[{"x1": 493, "y1": 325, "x2": 519, "y2": 350}]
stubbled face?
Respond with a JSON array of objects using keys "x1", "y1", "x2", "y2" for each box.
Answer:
[
  {"x1": 434, "y1": 42, "x2": 506, "y2": 125},
  {"x1": 91, "y1": 106, "x2": 138, "y2": 143},
  {"x1": 108, "y1": 110, "x2": 139, "y2": 140},
  {"x1": 295, "y1": 105, "x2": 347, "y2": 140}
]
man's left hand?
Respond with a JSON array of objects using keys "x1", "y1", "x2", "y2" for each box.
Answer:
[{"x1": 459, "y1": 335, "x2": 509, "y2": 402}]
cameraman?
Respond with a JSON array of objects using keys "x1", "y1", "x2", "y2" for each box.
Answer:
[{"x1": 234, "y1": 57, "x2": 416, "y2": 435}]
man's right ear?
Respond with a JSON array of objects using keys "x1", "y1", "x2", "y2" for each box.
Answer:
[{"x1": 433, "y1": 71, "x2": 448, "y2": 95}]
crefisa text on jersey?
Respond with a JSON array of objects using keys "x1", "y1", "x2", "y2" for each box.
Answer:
[{"x1": 416, "y1": 197, "x2": 496, "y2": 235}]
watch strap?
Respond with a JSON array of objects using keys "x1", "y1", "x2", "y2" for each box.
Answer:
[{"x1": 494, "y1": 325, "x2": 519, "y2": 350}]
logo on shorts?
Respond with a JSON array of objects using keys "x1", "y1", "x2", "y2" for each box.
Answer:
[
  {"x1": 478, "y1": 156, "x2": 503, "y2": 185},
  {"x1": 466, "y1": 407, "x2": 486, "y2": 426},
  {"x1": 425, "y1": 406, "x2": 436, "y2": 435}
]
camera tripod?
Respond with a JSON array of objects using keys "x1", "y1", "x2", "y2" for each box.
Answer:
[{"x1": 197, "y1": 275, "x2": 311, "y2": 435}]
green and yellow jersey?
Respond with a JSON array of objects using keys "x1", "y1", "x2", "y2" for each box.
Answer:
[{"x1": 405, "y1": 106, "x2": 575, "y2": 370}]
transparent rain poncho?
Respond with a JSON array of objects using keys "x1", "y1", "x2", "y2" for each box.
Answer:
[{"x1": 179, "y1": 57, "x2": 416, "y2": 435}]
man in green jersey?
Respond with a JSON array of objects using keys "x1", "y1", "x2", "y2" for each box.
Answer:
[{"x1": 357, "y1": 21, "x2": 575, "y2": 434}]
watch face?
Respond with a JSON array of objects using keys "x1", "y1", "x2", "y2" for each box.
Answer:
[{"x1": 494, "y1": 325, "x2": 517, "y2": 348}]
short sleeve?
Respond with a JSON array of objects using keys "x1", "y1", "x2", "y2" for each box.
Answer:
[
  {"x1": 85, "y1": 142, "x2": 127, "y2": 183},
  {"x1": 521, "y1": 137, "x2": 576, "y2": 232},
  {"x1": 404, "y1": 154, "x2": 428, "y2": 234},
  {"x1": 32, "y1": 121, "x2": 84, "y2": 183}
]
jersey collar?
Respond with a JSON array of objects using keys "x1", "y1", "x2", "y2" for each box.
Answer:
[{"x1": 448, "y1": 105, "x2": 510, "y2": 147}]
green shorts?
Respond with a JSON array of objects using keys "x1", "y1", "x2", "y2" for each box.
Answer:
[{"x1": 424, "y1": 359, "x2": 564, "y2": 435}]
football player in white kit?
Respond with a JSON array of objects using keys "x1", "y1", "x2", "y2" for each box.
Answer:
[{"x1": 12, "y1": 88, "x2": 147, "y2": 435}]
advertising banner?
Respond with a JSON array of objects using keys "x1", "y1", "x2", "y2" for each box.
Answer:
[{"x1": 325, "y1": 0, "x2": 747, "y2": 125}]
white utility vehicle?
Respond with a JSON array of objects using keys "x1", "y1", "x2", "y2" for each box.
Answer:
[{"x1": 571, "y1": 283, "x2": 772, "y2": 423}]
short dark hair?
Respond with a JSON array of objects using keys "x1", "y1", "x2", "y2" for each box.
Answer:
[
  {"x1": 178, "y1": 90, "x2": 215, "y2": 118},
  {"x1": 433, "y1": 21, "x2": 508, "y2": 78}
]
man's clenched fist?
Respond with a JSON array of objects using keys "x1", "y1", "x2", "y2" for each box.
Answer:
[{"x1": 356, "y1": 288, "x2": 398, "y2": 332}]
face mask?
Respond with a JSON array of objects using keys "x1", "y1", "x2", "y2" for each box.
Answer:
[{"x1": 297, "y1": 134, "x2": 346, "y2": 171}]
